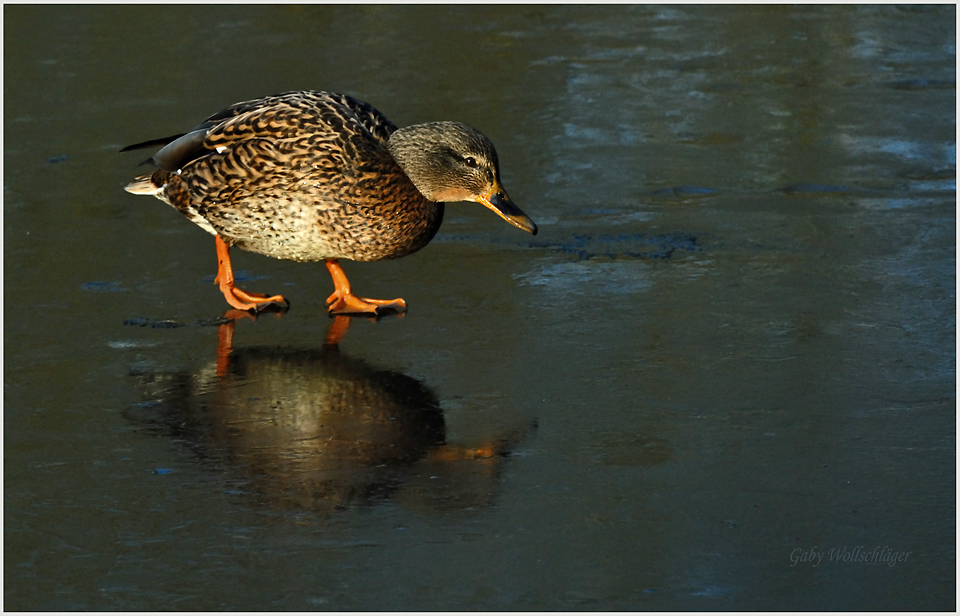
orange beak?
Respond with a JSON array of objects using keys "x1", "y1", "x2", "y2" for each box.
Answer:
[{"x1": 475, "y1": 183, "x2": 538, "y2": 235}]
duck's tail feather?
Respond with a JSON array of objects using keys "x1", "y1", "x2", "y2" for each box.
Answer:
[{"x1": 125, "y1": 172, "x2": 164, "y2": 196}]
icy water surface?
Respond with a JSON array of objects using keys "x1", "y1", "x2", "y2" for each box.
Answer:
[{"x1": 4, "y1": 5, "x2": 955, "y2": 610}]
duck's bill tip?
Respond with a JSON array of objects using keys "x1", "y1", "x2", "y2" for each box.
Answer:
[{"x1": 478, "y1": 190, "x2": 538, "y2": 235}]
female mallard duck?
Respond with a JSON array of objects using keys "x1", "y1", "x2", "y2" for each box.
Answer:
[{"x1": 122, "y1": 90, "x2": 537, "y2": 315}]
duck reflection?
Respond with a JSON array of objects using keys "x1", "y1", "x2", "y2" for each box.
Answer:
[{"x1": 130, "y1": 315, "x2": 532, "y2": 513}]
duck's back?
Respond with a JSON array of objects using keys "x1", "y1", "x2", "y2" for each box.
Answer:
[{"x1": 131, "y1": 91, "x2": 444, "y2": 263}]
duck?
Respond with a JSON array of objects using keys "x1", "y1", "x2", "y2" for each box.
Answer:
[{"x1": 122, "y1": 90, "x2": 537, "y2": 315}]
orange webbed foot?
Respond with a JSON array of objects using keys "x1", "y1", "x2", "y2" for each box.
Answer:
[
  {"x1": 219, "y1": 281, "x2": 288, "y2": 312},
  {"x1": 325, "y1": 290, "x2": 406, "y2": 316},
  {"x1": 323, "y1": 258, "x2": 406, "y2": 315},
  {"x1": 214, "y1": 234, "x2": 288, "y2": 312}
]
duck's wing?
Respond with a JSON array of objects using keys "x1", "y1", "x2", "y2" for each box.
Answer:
[
  {"x1": 119, "y1": 134, "x2": 188, "y2": 153},
  {"x1": 122, "y1": 91, "x2": 398, "y2": 174},
  {"x1": 331, "y1": 93, "x2": 398, "y2": 144}
]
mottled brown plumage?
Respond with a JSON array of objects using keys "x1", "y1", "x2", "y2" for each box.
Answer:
[{"x1": 123, "y1": 90, "x2": 537, "y2": 314}]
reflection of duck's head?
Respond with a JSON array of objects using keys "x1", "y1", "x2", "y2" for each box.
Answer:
[{"x1": 128, "y1": 318, "x2": 532, "y2": 513}]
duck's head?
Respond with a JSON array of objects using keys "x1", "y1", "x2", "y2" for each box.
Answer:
[{"x1": 387, "y1": 122, "x2": 538, "y2": 235}]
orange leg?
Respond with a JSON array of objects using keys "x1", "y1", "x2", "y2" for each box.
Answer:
[
  {"x1": 429, "y1": 445, "x2": 497, "y2": 461},
  {"x1": 214, "y1": 235, "x2": 287, "y2": 311},
  {"x1": 216, "y1": 310, "x2": 280, "y2": 377},
  {"x1": 324, "y1": 259, "x2": 406, "y2": 315},
  {"x1": 323, "y1": 315, "x2": 352, "y2": 347},
  {"x1": 216, "y1": 319, "x2": 236, "y2": 379}
]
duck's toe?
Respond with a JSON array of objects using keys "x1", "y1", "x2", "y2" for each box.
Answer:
[
  {"x1": 221, "y1": 285, "x2": 289, "y2": 312},
  {"x1": 325, "y1": 291, "x2": 407, "y2": 316}
]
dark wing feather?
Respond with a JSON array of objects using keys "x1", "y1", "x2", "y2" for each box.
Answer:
[
  {"x1": 148, "y1": 129, "x2": 211, "y2": 172},
  {"x1": 119, "y1": 134, "x2": 187, "y2": 152}
]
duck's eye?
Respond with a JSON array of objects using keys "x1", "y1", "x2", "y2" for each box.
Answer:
[{"x1": 463, "y1": 156, "x2": 478, "y2": 168}]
